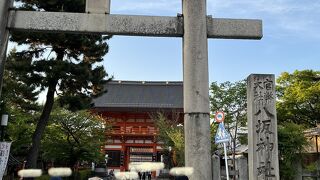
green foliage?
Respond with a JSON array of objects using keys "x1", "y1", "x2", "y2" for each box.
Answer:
[
  {"x1": 1, "y1": 50, "x2": 40, "y2": 158},
  {"x1": 210, "y1": 80, "x2": 247, "y2": 179},
  {"x1": 210, "y1": 80, "x2": 247, "y2": 131},
  {"x1": 209, "y1": 80, "x2": 247, "y2": 154},
  {"x1": 7, "y1": 35, "x2": 110, "y2": 111},
  {"x1": 35, "y1": 174, "x2": 50, "y2": 180},
  {"x1": 74, "y1": 169, "x2": 92, "y2": 180},
  {"x1": 7, "y1": 108, "x2": 37, "y2": 158},
  {"x1": 0, "y1": 49, "x2": 40, "y2": 114},
  {"x1": 9, "y1": 0, "x2": 112, "y2": 111},
  {"x1": 278, "y1": 122, "x2": 309, "y2": 179},
  {"x1": 154, "y1": 113, "x2": 185, "y2": 167},
  {"x1": 16, "y1": 0, "x2": 86, "y2": 12},
  {"x1": 237, "y1": 134, "x2": 248, "y2": 145},
  {"x1": 276, "y1": 70, "x2": 320, "y2": 127},
  {"x1": 276, "y1": 70, "x2": 319, "y2": 178},
  {"x1": 42, "y1": 108, "x2": 108, "y2": 167},
  {"x1": 8, "y1": 0, "x2": 112, "y2": 167},
  {"x1": 304, "y1": 162, "x2": 317, "y2": 173}
]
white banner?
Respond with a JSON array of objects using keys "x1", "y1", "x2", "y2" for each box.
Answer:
[{"x1": 0, "y1": 142, "x2": 12, "y2": 180}]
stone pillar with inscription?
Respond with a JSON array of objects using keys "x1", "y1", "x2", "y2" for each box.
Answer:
[{"x1": 247, "y1": 74, "x2": 279, "y2": 180}]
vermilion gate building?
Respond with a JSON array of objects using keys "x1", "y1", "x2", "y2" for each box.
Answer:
[{"x1": 91, "y1": 81, "x2": 183, "y2": 171}]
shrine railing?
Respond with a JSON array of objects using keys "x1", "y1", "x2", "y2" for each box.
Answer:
[{"x1": 107, "y1": 126, "x2": 159, "y2": 136}]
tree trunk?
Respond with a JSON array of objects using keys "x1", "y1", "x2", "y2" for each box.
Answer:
[{"x1": 25, "y1": 82, "x2": 57, "y2": 168}]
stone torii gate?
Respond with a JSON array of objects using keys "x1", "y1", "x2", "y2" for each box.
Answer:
[{"x1": 0, "y1": 0, "x2": 262, "y2": 179}]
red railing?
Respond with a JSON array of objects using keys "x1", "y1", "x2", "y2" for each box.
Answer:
[{"x1": 107, "y1": 126, "x2": 159, "y2": 135}]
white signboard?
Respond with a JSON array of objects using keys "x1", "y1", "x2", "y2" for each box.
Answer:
[
  {"x1": 215, "y1": 123, "x2": 230, "y2": 144},
  {"x1": 0, "y1": 142, "x2": 11, "y2": 180}
]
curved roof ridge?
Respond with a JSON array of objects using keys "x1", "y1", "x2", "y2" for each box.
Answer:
[{"x1": 109, "y1": 80, "x2": 183, "y2": 85}]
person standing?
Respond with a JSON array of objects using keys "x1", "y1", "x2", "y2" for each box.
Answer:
[{"x1": 138, "y1": 172, "x2": 142, "y2": 180}]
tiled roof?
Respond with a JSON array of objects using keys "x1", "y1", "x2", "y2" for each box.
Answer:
[{"x1": 92, "y1": 81, "x2": 183, "y2": 109}]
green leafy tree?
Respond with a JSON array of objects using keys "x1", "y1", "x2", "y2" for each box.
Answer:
[
  {"x1": 276, "y1": 70, "x2": 318, "y2": 178},
  {"x1": 277, "y1": 70, "x2": 320, "y2": 127},
  {"x1": 154, "y1": 112, "x2": 185, "y2": 167},
  {"x1": 6, "y1": 108, "x2": 36, "y2": 160},
  {"x1": 278, "y1": 122, "x2": 308, "y2": 179},
  {"x1": 0, "y1": 50, "x2": 40, "y2": 159},
  {"x1": 0, "y1": 49, "x2": 40, "y2": 114},
  {"x1": 209, "y1": 80, "x2": 247, "y2": 178},
  {"x1": 9, "y1": 0, "x2": 111, "y2": 168},
  {"x1": 154, "y1": 112, "x2": 223, "y2": 168},
  {"x1": 42, "y1": 108, "x2": 108, "y2": 167}
]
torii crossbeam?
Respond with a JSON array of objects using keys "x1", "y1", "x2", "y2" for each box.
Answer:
[{"x1": 0, "y1": 0, "x2": 262, "y2": 179}]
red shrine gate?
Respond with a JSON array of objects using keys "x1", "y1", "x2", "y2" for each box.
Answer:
[{"x1": 91, "y1": 81, "x2": 183, "y2": 171}]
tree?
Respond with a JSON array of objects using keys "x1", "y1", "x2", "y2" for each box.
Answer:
[
  {"x1": 153, "y1": 112, "x2": 185, "y2": 167},
  {"x1": 276, "y1": 70, "x2": 320, "y2": 127},
  {"x1": 278, "y1": 122, "x2": 308, "y2": 179},
  {"x1": 276, "y1": 70, "x2": 319, "y2": 178},
  {"x1": 42, "y1": 108, "x2": 108, "y2": 167},
  {"x1": 9, "y1": 0, "x2": 111, "y2": 168},
  {"x1": 1, "y1": 49, "x2": 40, "y2": 114},
  {"x1": 6, "y1": 108, "x2": 36, "y2": 160},
  {"x1": 1, "y1": 50, "x2": 40, "y2": 159},
  {"x1": 209, "y1": 80, "x2": 247, "y2": 179}
]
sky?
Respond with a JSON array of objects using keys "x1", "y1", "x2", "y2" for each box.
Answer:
[
  {"x1": 99, "y1": 0, "x2": 320, "y2": 83},
  {"x1": 7, "y1": 0, "x2": 320, "y2": 84}
]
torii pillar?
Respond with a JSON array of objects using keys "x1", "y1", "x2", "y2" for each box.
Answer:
[
  {"x1": 0, "y1": 0, "x2": 13, "y2": 96},
  {"x1": 183, "y1": 0, "x2": 212, "y2": 179},
  {"x1": 0, "y1": 0, "x2": 263, "y2": 179}
]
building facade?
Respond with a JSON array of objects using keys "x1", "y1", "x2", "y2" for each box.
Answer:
[{"x1": 91, "y1": 81, "x2": 183, "y2": 171}]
